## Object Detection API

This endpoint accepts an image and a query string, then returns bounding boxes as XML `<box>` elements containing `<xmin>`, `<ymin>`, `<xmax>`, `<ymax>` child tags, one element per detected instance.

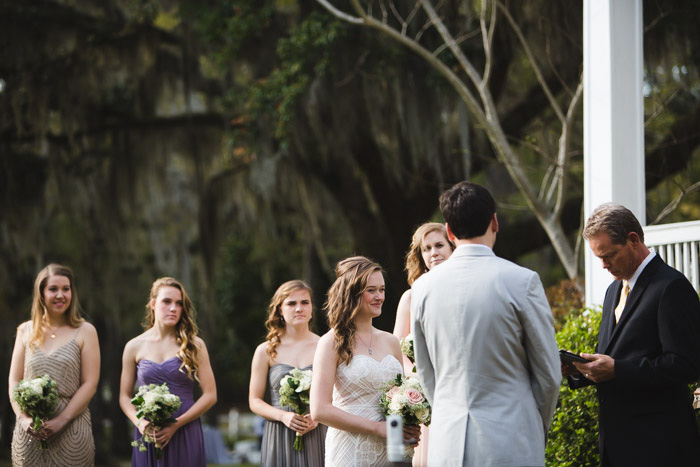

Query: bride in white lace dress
<box><xmin>311</xmin><ymin>256</ymin><xmax>420</xmax><ymax>467</ymax></box>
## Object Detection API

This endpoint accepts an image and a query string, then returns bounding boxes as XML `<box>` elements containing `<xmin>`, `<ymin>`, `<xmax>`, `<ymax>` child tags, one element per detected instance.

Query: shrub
<box><xmin>546</xmin><ymin>307</ymin><xmax>601</xmax><ymax>467</ymax></box>
<box><xmin>545</xmin><ymin>279</ymin><xmax>584</xmax><ymax>332</ymax></box>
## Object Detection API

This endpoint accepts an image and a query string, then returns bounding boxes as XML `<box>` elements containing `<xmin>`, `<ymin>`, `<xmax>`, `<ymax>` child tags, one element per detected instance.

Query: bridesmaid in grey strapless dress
<box><xmin>261</xmin><ymin>364</ymin><xmax>327</xmax><ymax>466</ymax></box>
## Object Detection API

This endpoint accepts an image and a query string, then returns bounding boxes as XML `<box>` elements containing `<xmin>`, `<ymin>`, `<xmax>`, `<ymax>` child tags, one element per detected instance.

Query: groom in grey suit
<box><xmin>411</xmin><ymin>181</ymin><xmax>560</xmax><ymax>466</ymax></box>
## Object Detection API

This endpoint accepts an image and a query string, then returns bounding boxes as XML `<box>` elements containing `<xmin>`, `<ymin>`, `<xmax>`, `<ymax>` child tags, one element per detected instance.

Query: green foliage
<box><xmin>245</xmin><ymin>12</ymin><xmax>343</xmax><ymax>140</ymax></box>
<box><xmin>545</xmin><ymin>279</ymin><xmax>584</xmax><ymax>332</ymax></box>
<box><xmin>182</xmin><ymin>0</ymin><xmax>276</xmax><ymax>69</ymax></box>
<box><xmin>546</xmin><ymin>307</ymin><xmax>601</xmax><ymax>467</ymax></box>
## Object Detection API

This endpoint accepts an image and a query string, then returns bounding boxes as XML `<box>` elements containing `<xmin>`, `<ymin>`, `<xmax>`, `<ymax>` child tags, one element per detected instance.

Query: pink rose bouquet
<box><xmin>380</xmin><ymin>373</ymin><xmax>431</xmax><ymax>427</ymax></box>
<box><xmin>379</xmin><ymin>374</ymin><xmax>431</xmax><ymax>458</ymax></box>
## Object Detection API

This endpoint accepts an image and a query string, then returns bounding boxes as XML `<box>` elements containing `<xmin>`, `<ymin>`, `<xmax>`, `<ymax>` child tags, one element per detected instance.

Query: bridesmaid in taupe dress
<box><xmin>8</xmin><ymin>264</ymin><xmax>100</xmax><ymax>466</ymax></box>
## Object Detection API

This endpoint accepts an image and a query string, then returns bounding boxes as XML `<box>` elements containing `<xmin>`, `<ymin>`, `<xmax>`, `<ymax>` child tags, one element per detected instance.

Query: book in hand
<box><xmin>559</xmin><ymin>349</ymin><xmax>591</xmax><ymax>364</ymax></box>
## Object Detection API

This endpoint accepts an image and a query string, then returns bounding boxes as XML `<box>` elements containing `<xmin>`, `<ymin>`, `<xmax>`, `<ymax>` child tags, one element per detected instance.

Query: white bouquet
<box><xmin>693</xmin><ymin>388</ymin><xmax>699</xmax><ymax>410</ymax></box>
<box><xmin>12</xmin><ymin>374</ymin><xmax>59</xmax><ymax>449</ymax></box>
<box><xmin>130</xmin><ymin>383</ymin><xmax>181</xmax><ymax>459</ymax></box>
<box><xmin>399</xmin><ymin>334</ymin><xmax>416</xmax><ymax>372</ymax></box>
<box><xmin>278</xmin><ymin>368</ymin><xmax>313</xmax><ymax>450</ymax></box>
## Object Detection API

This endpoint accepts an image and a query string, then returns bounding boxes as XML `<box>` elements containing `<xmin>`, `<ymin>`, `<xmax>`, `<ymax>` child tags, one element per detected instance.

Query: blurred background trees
<box><xmin>1</xmin><ymin>0</ymin><xmax>698</xmax><ymax>462</ymax></box>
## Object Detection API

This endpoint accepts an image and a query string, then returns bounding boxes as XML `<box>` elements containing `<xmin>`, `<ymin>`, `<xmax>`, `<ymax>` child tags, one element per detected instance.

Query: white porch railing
<box><xmin>644</xmin><ymin>220</ymin><xmax>700</xmax><ymax>292</ymax></box>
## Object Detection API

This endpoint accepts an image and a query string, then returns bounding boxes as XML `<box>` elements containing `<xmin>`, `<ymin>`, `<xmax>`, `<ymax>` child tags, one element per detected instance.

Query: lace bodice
<box><xmin>325</xmin><ymin>354</ymin><xmax>403</xmax><ymax>467</ymax></box>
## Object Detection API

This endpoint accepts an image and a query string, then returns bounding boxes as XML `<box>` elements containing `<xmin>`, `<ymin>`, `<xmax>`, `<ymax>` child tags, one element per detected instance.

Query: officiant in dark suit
<box><xmin>565</xmin><ymin>203</ymin><xmax>700</xmax><ymax>466</ymax></box>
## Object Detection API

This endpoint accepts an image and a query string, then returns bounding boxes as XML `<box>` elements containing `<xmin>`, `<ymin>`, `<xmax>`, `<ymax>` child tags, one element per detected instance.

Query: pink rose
<box><xmin>386</xmin><ymin>386</ymin><xmax>401</xmax><ymax>400</ymax></box>
<box><xmin>405</xmin><ymin>388</ymin><xmax>424</xmax><ymax>405</ymax></box>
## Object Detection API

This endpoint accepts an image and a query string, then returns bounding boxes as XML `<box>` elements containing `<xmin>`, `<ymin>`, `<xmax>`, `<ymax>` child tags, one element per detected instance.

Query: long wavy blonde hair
<box><xmin>405</xmin><ymin>222</ymin><xmax>454</xmax><ymax>286</ymax></box>
<box><xmin>27</xmin><ymin>264</ymin><xmax>85</xmax><ymax>351</ymax></box>
<box><xmin>324</xmin><ymin>256</ymin><xmax>382</xmax><ymax>366</ymax></box>
<box><xmin>264</xmin><ymin>280</ymin><xmax>314</xmax><ymax>360</ymax></box>
<box><xmin>144</xmin><ymin>277</ymin><xmax>200</xmax><ymax>381</ymax></box>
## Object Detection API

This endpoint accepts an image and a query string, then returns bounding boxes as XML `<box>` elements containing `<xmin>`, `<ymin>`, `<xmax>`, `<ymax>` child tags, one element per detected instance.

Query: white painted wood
<box><xmin>692</xmin><ymin>242</ymin><xmax>699</xmax><ymax>290</ymax></box>
<box><xmin>644</xmin><ymin>220</ymin><xmax>700</xmax><ymax>245</ymax></box>
<box><xmin>644</xmin><ymin>222</ymin><xmax>700</xmax><ymax>292</ymax></box>
<box><xmin>583</xmin><ymin>0</ymin><xmax>645</xmax><ymax>306</ymax></box>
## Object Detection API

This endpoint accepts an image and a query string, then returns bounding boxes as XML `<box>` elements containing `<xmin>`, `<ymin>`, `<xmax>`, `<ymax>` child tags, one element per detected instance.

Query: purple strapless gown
<box><xmin>131</xmin><ymin>357</ymin><xmax>205</xmax><ymax>467</ymax></box>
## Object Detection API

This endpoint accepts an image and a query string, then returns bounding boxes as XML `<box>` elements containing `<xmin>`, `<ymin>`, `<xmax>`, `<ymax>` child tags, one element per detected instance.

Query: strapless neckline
<box><xmin>349</xmin><ymin>353</ymin><xmax>400</xmax><ymax>366</ymax></box>
<box><xmin>138</xmin><ymin>356</ymin><xmax>180</xmax><ymax>365</ymax></box>
<box><xmin>270</xmin><ymin>363</ymin><xmax>312</xmax><ymax>370</ymax></box>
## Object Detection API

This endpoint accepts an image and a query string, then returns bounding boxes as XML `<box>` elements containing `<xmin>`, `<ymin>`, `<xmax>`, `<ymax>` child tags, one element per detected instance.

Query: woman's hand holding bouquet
<box><xmin>279</xmin><ymin>367</ymin><xmax>315</xmax><ymax>450</ymax></box>
<box><xmin>130</xmin><ymin>383</ymin><xmax>181</xmax><ymax>460</ymax></box>
<box><xmin>12</xmin><ymin>375</ymin><xmax>59</xmax><ymax>449</ymax></box>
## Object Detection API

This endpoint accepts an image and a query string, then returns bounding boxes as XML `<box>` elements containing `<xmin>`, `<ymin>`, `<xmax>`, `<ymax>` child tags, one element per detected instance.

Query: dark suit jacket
<box><xmin>571</xmin><ymin>255</ymin><xmax>700</xmax><ymax>466</ymax></box>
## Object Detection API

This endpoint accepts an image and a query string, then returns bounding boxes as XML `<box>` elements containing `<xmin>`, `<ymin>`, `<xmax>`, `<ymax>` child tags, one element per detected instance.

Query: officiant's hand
<box><xmin>573</xmin><ymin>353</ymin><xmax>615</xmax><ymax>383</ymax></box>
<box><xmin>403</xmin><ymin>424</ymin><xmax>421</xmax><ymax>447</ymax></box>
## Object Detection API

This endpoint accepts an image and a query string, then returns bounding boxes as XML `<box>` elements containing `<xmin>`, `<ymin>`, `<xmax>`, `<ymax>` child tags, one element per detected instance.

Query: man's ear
<box><xmin>627</xmin><ymin>231</ymin><xmax>641</xmax><ymax>245</ymax></box>
<box><xmin>445</xmin><ymin>223</ymin><xmax>457</xmax><ymax>242</ymax></box>
<box><xmin>491</xmin><ymin>213</ymin><xmax>499</xmax><ymax>233</ymax></box>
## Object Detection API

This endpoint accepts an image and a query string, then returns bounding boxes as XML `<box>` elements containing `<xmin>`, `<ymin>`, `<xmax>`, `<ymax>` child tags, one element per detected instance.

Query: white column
<box><xmin>583</xmin><ymin>0</ymin><xmax>645</xmax><ymax>306</ymax></box>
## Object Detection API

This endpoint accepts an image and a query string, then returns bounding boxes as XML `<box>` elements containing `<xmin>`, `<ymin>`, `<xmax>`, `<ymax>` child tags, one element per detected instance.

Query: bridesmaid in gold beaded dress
<box><xmin>9</xmin><ymin>263</ymin><xmax>100</xmax><ymax>466</ymax></box>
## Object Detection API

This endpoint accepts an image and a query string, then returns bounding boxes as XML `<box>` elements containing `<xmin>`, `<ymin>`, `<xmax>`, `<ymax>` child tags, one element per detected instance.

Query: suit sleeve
<box><xmin>518</xmin><ymin>272</ymin><xmax>562</xmax><ymax>433</ymax></box>
<box><xmin>411</xmin><ymin>279</ymin><xmax>436</xmax><ymax>405</ymax></box>
<box><xmin>615</xmin><ymin>276</ymin><xmax>700</xmax><ymax>388</ymax></box>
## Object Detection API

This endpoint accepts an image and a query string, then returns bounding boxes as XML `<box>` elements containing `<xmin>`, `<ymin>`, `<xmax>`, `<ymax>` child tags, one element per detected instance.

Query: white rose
<box><xmin>414</xmin><ymin>407</ymin><xmax>429</xmax><ymax>423</ymax></box>
<box><xmin>406</xmin><ymin>376</ymin><xmax>423</xmax><ymax>388</ymax></box>
<box><xmin>389</xmin><ymin>399</ymin><xmax>403</xmax><ymax>413</ymax></box>
<box><xmin>393</xmin><ymin>393</ymin><xmax>409</xmax><ymax>406</ymax></box>
<box><xmin>30</xmin><ymin>381</ymin><xmax>44</xmax><ymax>396</ymax></box>
<box><xmin>143</xmin><ymin>391</ymin><xmax>158</xmax><ymax>407</ymax></box>
<box><xmin>297</xmin><ymin>375</ymin><xmax>312</xmax><ymax>392</ymax></box>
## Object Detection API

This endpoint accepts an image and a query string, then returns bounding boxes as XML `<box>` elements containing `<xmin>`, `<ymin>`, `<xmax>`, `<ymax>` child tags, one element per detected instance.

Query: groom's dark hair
<box><xmin>439</xmin><ymin>181</ymin><xmax>495</xmax><ymax>239</ymax></box>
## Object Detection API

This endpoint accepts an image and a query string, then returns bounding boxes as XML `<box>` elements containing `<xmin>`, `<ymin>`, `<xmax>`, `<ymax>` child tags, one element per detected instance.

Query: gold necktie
<box><xmin>614</xmin><ymin>281</ymin><xmax>630</xmax><ymax>323</ymax></box>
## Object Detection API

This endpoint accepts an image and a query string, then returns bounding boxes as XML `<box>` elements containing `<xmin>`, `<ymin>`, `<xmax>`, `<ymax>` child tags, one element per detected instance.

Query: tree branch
<box><xmin>496</xmin><ymin>0</ymin><xmax>565</xmax><ymax>123</ymax></box>
<box><xmin>649</xmin><ymin>181</ymin><xmax>700</xmax><ymax>225</ymax></box>
<box><xmin>480</xmin><ymin>0</ymin><xmax>497</xmax><ymax>88</ymax></box>
<box><xmin>552</xmin><ymin>75</ymin><xmax>584</xmax><ymax>216</ymax></box>
<box><xmin>316</xmin><ymin>0</ymin><xmax>364</xmax><ymax>24</ymax></box>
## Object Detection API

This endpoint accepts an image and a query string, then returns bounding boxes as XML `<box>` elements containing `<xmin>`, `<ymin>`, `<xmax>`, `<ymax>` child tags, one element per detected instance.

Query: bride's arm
<box><xmin>310</xmin><ymin>332</ymin><xmax>386</xmax><ymax>438</ymax></box>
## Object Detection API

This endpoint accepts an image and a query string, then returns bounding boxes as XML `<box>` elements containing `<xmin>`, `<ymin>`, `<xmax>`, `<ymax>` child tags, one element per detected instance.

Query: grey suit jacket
<box><xmin>411</xmin><ymin>244</ymin><xmax>560</xmax><ymax>466</ymax></box>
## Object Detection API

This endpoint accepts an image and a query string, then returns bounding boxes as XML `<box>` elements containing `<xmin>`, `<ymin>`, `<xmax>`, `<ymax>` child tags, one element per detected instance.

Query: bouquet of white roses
<box><xmin>694</xmin><ymin>388</ymin><xmax>699</xmax><ymax>410</ymax></box>
<box><xmin>12</xmin><ymin>374</ymin><xmax>59</xmax><ymax>449</ymax></box>
<box><xmin>400</xmin><ymin>334</ymin><xmax>416</xmax><ymax>372</ymax></box>
<box><xmin>379</xmin><ymin>373</ymin><xmax>431</xmax><ymax>458</ymax></box>
<box><xmin>278</xmin><ymin>367</ymin><xmax>313</xmax><ymax>450</ymax></box>
<box><xmin>130</xmin><ymin>383</ymin><xmax>181</xmax><ymax>459</ymax></box>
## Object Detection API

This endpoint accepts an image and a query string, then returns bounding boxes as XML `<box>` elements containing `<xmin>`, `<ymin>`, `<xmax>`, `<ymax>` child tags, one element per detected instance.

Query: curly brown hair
<box><xmin>264</xmin><ymin>280</ymin><xmax>313</xmax><ymax>360</ymax></box>
<box><xmin>405</xmin><ymin>222</ymin><xmax>454</xmax><ymax>286</ymax></box>
<box><xmin>324</xmin><ymin>256</ymin><xmax>382</xmax><ymax>366</ymax></box>
<box><xmin>144</xmin><ymin>277</ymin><xmax>200</xmax><ymax>381</ymax></box>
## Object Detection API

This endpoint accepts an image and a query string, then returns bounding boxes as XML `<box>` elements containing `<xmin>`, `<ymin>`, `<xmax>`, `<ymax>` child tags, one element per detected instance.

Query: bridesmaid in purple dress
<box><xmin>119</xmin><ymin>277</ymin><xmax>217</xmax><ymax>466</ymax></box>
